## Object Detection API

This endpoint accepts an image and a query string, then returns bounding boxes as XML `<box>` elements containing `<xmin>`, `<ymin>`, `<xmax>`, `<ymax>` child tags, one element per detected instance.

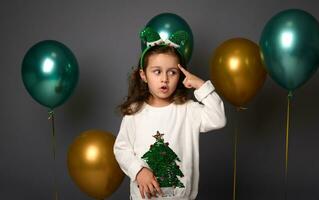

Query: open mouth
<box><xmin>160</xmin><ymin>86</ymin><xmax>169</xmax><ymax>93</ymax></box>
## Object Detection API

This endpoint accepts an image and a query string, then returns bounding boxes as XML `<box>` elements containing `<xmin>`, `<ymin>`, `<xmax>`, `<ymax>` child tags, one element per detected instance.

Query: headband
<box><xmin>139</xmin><ymin>27</ymin><xmax>190</xmax><ymax>68</ymax></box>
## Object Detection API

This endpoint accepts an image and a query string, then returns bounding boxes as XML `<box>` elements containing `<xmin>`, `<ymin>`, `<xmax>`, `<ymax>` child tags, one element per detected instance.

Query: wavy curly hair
<box><xmin>118</xmin><ymin>45</ymin><xmax>190</xmax><ymax>115</ymax></box>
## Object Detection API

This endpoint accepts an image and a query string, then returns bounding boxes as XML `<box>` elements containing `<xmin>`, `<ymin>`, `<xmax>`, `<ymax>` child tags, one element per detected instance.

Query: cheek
<box><xmin>175</xmin><ymin>73</ymin><xmax>181</xmax><ymax>81</ymax></box>
<box><xmin>171</xmin><ymin>75</ymin><xmax>180</xmax><ymax>85</ymax></box>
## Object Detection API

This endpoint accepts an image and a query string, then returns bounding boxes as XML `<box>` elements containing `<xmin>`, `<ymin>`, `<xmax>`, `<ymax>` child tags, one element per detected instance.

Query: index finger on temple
<box><xmin>178</xmin><ymin>64</ymin><xmax>189</xmax><ymax>75</ymax></box>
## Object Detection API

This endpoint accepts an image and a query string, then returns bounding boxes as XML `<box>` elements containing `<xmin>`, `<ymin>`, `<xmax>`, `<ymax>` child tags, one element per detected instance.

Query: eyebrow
<box><xmin>149</xmin><ymin>66</ymin><xmax>179</xmax><ymax>70</ymax></box>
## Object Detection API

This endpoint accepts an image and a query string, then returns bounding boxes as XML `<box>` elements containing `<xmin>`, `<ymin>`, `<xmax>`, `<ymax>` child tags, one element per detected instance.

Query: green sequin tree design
<box><xmin>141</xmin><ymin>131</ymin><xmax>184</xmax><ymax>188</ymax></box>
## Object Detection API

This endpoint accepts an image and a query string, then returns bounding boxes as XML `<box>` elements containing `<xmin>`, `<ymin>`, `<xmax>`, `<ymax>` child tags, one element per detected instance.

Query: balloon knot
<box><xmin>288</xmin><ymin>91</ymin><xmax>293</xmax><ymax>99</ymax></box>
<box><xmin>48</xmin><ymin>110</ymin><xmax>55</xmax><ymax>120</ymax></box>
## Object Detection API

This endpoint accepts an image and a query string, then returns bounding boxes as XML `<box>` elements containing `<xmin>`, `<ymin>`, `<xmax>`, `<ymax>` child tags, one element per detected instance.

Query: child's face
<box><xmin>140</xmin><ymin>53</ymin><xmax>180</xmax><ymax>105</ymax></box>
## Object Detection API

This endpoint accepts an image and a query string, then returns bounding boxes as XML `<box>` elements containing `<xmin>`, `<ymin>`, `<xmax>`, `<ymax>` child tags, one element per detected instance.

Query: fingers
<box><xmin>140</xmin><ymin>185</ymin><xmax>151</xmax><ymax>199</ymax></box>
<box><xmin>139</xmin><ymin>185</ymin><xmax>145</xmax><ymax>199</ymax></box>
<box><xmin>147</xmin><ymin>184</ymin><xmax>157</xmax><ymax>198</ymax></box>
<box><xmin>183</xmin><ymin>78</ymin><xmax>192</xmax><ymax>88</ymax></box>
<box><xmin>178</xmin><ymin>64</ymin><xmax>193</xmax><ymax>88</ymax></box>
<box><xmin>146</xmin><ymin>189</ymin><xmax>152</xmax><ymax>199</ymax></box>
<box><xmin>139</xmin><ymin>183</ymin><xmax>161</xmax><ymax>199</ymax></box>
<box><xmin>178</xmin><ymin>64</ymin><xmax>189</xmax><ymax>76</ymax></box>
<box><xmin>152</xmin><ymin>179</ymin><xmax>163</xmax><ymax>196</ymax></box>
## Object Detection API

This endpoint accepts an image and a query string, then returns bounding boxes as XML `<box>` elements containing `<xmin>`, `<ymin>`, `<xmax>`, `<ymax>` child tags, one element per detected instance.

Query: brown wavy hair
<box><xmin>118</xmin><ymin>45</ymin><xmax>190</xmax><ymax>115</ymax></box>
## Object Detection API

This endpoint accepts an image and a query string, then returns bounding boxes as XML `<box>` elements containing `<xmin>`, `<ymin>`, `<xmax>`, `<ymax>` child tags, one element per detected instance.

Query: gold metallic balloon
<box><xmin>67</xmin><ymin>130</ymin><xmax>124</xmax><ymax>199</ymax></box>
<box><xmin>210</xmin><ymin>38</ymin><xmax>267</xmax><ymax>107</ymax></box>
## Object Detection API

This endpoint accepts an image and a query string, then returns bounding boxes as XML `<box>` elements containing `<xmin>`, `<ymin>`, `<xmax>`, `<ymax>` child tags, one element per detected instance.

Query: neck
<box><xmin>147</xmin><ymin>96</ymin><xmax>172</xmax><ymax>107</ymax></box>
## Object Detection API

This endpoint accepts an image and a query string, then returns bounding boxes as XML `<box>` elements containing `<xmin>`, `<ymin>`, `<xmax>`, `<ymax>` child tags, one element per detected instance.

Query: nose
<box><xmin>161</xmin><ymin>73</ymin><xmax>168</xmax><ymax>83</ymax></box>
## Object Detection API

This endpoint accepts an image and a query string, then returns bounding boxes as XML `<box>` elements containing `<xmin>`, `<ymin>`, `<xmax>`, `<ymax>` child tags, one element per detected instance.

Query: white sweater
<box><xmin>114</xmin><ymin>81</ymin><xmax>226</xmax><ymax>200</ymax></box>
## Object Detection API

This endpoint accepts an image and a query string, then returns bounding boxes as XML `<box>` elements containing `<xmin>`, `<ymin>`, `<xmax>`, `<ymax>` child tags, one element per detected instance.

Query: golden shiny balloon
<box><xmin>67</xmin><ymin>130</ymin><xmax>124</xmax><ymax>199</ymax></box>
<box><xmin>210</xmin><ymin>38</ymin><xmax>267</xmax><ymax>107</ymax></box>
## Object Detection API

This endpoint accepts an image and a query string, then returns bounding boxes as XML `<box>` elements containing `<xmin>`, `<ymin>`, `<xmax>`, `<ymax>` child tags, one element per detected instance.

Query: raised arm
<box><xmin>178</xmin><ymin>64</ymin><xmax>226</xmax><ymax>132</ymax></box>
<box><xmin>194</xmin><ymin>80</ymin><xmax>226</xmax><ymax>132</ymax></box>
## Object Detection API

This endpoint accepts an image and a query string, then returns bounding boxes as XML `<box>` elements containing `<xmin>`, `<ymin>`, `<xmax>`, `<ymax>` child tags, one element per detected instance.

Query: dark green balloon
<box><xmin>142</xmin><ymin>13</ymin><xmax>194</xmax><ymax>64</ymax></box>
<box><xmin>260</xmin><ymin>9</ymin><xmax>319</xmax><ymax>91</ymax></box>
<box><xmin>22</xmin><ymin>40</ymin><xmax>79</xmax><ymax>109</ymax></box>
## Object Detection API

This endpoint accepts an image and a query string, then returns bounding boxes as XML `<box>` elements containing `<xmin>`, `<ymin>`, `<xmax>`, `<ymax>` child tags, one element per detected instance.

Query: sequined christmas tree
<box><xmin>141</xmin><ymin>131</ymin><xmax>184</xmax><ymax>188</ymax></box>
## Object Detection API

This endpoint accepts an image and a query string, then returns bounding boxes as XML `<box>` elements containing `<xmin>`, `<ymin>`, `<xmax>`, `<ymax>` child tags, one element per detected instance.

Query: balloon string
<box><xmin>284</xmin><ymin>92</ymin><xmax>292</xmax><ymax>200</ymax></box>
<box><xmin>232</xmin><ymin>108</ymin><xmax>240</xmax><ymax>200</ymax></box>
<box><xmin>48</xmin><ymin>110</ymin><xmax>59</xmax><ymax>200</ymax></box>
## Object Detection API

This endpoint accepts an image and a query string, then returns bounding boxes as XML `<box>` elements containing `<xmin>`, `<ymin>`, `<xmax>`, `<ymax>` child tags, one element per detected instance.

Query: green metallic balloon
<box><xmin>260</xmin><ymin>9</ymin><xmax>319</xmax><ymax>92</ymax></box>
<box><xmin>141</xmin><ymin>13</ymin><xmax>194</xmax><ymax>64</ymax></box>
<box><xmin>22</xmin><ymin>40</ymin><xmax>79</xmax><ymax>109</ymax></box>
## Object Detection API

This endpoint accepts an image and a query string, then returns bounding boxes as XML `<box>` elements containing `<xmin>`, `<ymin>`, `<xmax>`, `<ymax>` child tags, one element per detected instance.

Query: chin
<box><xmin>158</xmin><ymin>95</ymin><xmax>171</xmax><ymax>100</ymax></box>
<box><xmin>155</xmin><ymin>93</ymin><xmax>172</xmax><ymax>100</ymax></box>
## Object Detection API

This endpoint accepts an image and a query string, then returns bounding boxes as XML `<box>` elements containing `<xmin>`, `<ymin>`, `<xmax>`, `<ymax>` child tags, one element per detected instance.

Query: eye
<box><xmin>153</xmin><ymin>69</ymin><xmax>160</xmax><ymax>75</ymax></box>
<box><xmin>168</xmin><ymin>70</ymin><xmax>178</xmax><ymax>76</ymax></box>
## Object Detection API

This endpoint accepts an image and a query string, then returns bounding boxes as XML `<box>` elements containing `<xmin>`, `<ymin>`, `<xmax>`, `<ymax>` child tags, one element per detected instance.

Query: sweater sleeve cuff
<box><xmin>128</xmin><ymin>160</ymin><xmax>145</xmax><ymax>181</ymax></box>
<box><xmin>194</xmin><ymin>80</ymin><xmax>215</xmax><ymax>102</ymax></box>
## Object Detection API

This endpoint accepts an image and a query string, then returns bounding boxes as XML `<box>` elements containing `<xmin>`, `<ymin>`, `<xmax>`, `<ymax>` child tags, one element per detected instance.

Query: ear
<box><xmin>139</xmin><ymin>69</ymin><xmax>147</xmax><ymax>83</ymax></box>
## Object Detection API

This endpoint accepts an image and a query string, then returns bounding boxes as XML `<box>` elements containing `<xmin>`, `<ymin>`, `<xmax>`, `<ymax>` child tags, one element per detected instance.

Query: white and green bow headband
<box><xmin>139</xmin><ymin>27</ymin><xmax>190</xmax><ymax>68</ymax></box>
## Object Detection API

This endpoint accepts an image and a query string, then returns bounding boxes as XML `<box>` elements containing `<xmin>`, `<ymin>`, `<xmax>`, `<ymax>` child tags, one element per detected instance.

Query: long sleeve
<box><xmin>193</xmin><ymin>80</ymin><xmax>227</xmax><ymax>132</ymax></box>
<box><xmin>113</xmin><ymin>116</ymin><xmax>146</xmax><ymax>181</ymax></box>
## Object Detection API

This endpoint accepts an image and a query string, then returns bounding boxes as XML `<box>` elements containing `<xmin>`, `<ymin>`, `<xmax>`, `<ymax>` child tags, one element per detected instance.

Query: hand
<box><xmin>178</xmin><ymin>64</ymin><xmax>205</xmax><ymax>89</ymax></box>
<box><xmin>136</xmin><ymin>167</ymin><xmax>163</xmax><ymax>199</ymax></box>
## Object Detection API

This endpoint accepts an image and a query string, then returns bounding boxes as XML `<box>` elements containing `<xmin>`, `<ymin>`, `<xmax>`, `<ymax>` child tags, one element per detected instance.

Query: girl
<box><xmin>114</xmin><ymin>44</ymin><xmax>226</xmax><ymax>200</ymax></box>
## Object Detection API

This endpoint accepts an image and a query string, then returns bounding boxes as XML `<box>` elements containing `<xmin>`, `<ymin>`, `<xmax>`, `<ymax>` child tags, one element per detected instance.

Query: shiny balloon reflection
<box><xmin>42</xmin><ymin>58</ymin><xmax>55</xmax><ymax>73</ymax></box>
<box><xmin>159</xmin><ymin>31</ymin><xmax>169</xmax><ymax>40</ymax></box>
<box><xmin>86</xmin><ymin>145</ymin><xmax>99</xmax><ymax>162</ymax></box>
<box><xmin>281</xmin><ymin>31</ymin><xmax>294</xmax><ymax>48</ymax></box>
<box><xmin>229</xmin><ymin>57</ymin><xmax>239</xmax><ymax>71</ymax></box>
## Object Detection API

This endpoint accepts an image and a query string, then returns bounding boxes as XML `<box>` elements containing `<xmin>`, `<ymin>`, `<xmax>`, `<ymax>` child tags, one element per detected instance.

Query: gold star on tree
<box><xmin>153</xmin><ymin>131</ymin><xmax>164</xmax><ymax>141</ymax></box>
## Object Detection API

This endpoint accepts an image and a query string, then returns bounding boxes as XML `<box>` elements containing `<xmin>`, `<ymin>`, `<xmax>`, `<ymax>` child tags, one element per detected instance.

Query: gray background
<box><xmin>1</xmin><ymin>0</ymin><xmax>319</xmax><ymax>199</ymax></box>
